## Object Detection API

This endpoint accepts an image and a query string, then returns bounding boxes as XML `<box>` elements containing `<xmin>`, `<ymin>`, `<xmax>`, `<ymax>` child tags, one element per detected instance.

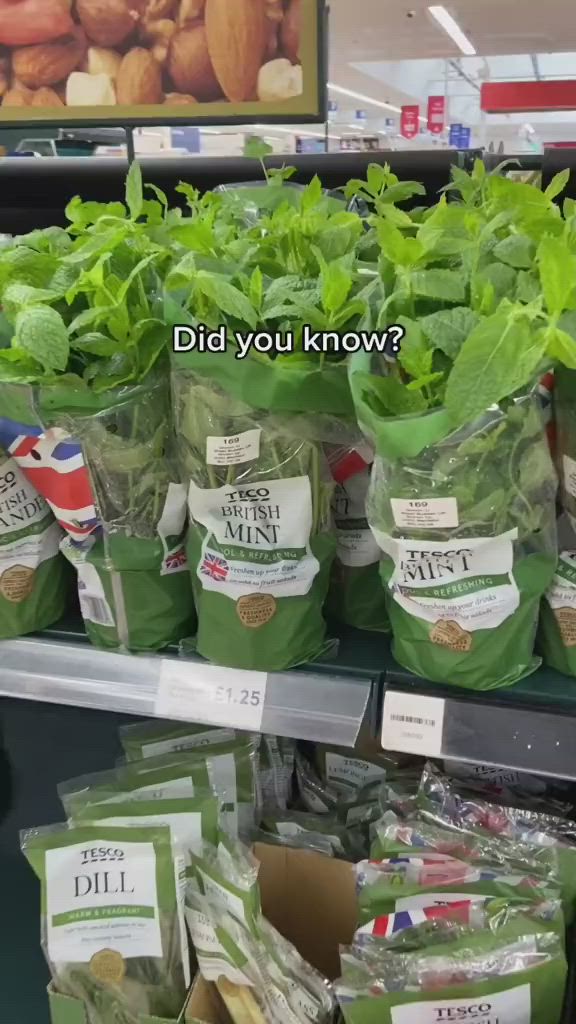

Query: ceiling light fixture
<box><xmin>328</xmin><ymin>82</ymin><xmax>427</xmax><ymax>123</ymax></box>
<box><xmin>428</xmin><ymin>6</ymin><xmax>476</xmax><ymax>56</ymax></box>
<box><xmin>253</xmin><ymin>123</ymin><xmax>340</xmax><ymax>140</ymax></box>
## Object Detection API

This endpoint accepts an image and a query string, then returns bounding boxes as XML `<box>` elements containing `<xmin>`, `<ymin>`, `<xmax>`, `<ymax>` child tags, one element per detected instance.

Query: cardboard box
<box><xmin>49</xmin><ymin>844</ymin><xmax>357</xmax><ymax>1024</ymax></box>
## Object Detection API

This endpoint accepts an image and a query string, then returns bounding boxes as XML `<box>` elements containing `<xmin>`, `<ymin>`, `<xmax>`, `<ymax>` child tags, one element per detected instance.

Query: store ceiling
<box><xmin>329</xmin><ymin>0</ymin><xmax>576</xmax><ymax>64</ymax></box>
<box><xmin>324</xmin><ymin>0</ymin><xmax>576</xmax><ymax>148</ymax></box>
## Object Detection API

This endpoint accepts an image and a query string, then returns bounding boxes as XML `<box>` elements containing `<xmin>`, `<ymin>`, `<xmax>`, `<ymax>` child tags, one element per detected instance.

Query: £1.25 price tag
<box><xmin>381</xmin><ymin>691</ymin><xmax>445</xmax><ymax>757</ymax></box>
<box><xmin>156</xmin><ymin>661</ymin><xmax>267</xmax><ymax>731</ymax></box>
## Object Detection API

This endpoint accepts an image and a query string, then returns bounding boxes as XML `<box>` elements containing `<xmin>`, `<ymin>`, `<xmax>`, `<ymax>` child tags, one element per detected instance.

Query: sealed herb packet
<box><xmin>21</xmin><ymin>823</ymin><xmax>189</xmax><ymax>1024</ymax></box>
<box><xmin>0</xmin><ymin>442</ymin><xmax>69</xmax><ymax>637</ymax></box>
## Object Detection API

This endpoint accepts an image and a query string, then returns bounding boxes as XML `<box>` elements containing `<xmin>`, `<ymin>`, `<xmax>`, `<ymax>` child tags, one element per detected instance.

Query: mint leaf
<box><xmin>71</xmin><ymin>333</ymin><xmax>118</xmax><ymax>357</ymax></box>
<box><xmin>302</xmin><ymin>175</ymin><xmax>323</xmax><ymax>212</ymax></box>
<box><xmin>421</xmin><ymin>307</ymin><xmax>479</xmax><ymax>360</ymax></box>
<box><xmin>538</xmin><ymin>235</ymin><xmax>576</xmax><ymax>318</ymax></box>
<box><xmin>547</xmin><ymin>326</ymin><xmax>576</xmax><ymax>369</ymax></box>
<box><xmin>126</xmin><ymin>161</ymin><xmax>144</xmax><ymax>221</ymax></box>
<box><xmin>411</xmin><ymin>269</ymin><xmax>466</xmax><ymax>303</ymax></box>
<box><xmin>244</xmin><ymin>138</ymin><xmax>274</xmax><ymax>160</ymax></box>
<box><xmin>516</xmin><ymin>271</ymin><xmax>540</xmax><ymax>304</ymax></box>
<box><xmin>493</xmin><ymin>234</ymin><xmax>535</xmax><ymax>269</ymax></box>
<box><xmin>321</xmin><ymin>261</ymin><xmax>353</xmax><ymax>316</ymax></box>
<box><xmin>15</xmin><ymin>306</ymin><xmax>69</xmax><ymax>372</ymax></box>
<box><xmin>445</xmin><ymin>311</ymin><xmax>548</xmax><ymax>428</ymax></box>
<box><xmin>249</xmin><ymin>266</ymin><xmax>263</xmax><ymax>311</ymax></box>
<box><xmin>545</xmin><ymin>169</ymin><xmax>570</xmax><ymax>201</ymax></box>
<box><xmin>397</xmin><ymin>317</ymin><xmax>433</xmax><ymax>379</ymax></box>
<box><xmin>357</xmin><ymin>371</ymin><xmax>427</xmax><ymax>416</ymax></box>
<box><xmin>196</xmin><ymin>272</ymin><xmax>258</xmax><ymax>329</ymax></box>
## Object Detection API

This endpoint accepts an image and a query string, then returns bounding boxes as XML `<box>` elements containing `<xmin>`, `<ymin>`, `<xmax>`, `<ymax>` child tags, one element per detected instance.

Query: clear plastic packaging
<box><xmin>364</xmin><ymin>393</ymin><xmax>558</xmax><ymax>689</ymax></box>
<box><xmin>21</xmin><ymin>822</ymin><xmax>189</xmax><ymax>1024</ymax></box>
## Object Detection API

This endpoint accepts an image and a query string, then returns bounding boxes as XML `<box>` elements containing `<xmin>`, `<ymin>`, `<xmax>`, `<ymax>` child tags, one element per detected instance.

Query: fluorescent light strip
<box><xmin>428</xmin><ymin>6</ymin><xmax>476</xmax><ymax>56</ymax></box>
<box><xmin>253</xmin><ymin>123</ymin><xmax>340</xmax><ymax>140</ymax></box>
<box><xmin>328</xmin><ymin>82</ymin><xmax>427</xmax><ymax>124</ymax></box>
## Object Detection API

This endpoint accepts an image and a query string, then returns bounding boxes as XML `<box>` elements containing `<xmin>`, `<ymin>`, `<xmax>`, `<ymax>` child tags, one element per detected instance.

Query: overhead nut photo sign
<box><xmin>0</xmin><ymin>0</ymin><xmax>324</xmax><ymax>125</ymax></box>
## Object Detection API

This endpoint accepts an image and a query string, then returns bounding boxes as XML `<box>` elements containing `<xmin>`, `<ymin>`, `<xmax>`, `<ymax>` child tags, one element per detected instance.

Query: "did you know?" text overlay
<box><xmin>173</xmin><ymin>324</ymin><xmax>405</xmax><ymax>360</ymax></box>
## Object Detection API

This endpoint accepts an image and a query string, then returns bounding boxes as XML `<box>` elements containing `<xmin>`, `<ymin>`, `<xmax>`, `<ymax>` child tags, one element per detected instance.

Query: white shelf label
<box><xmin>206</xmin><ymin>429</ymin><xmax>261</xmax><ymax>466</ymax></box>
<box><xmin>156</xmin><ymin>661</ymin><xmax>267</xmax><ymax>732</ymax></box>
<box><xmin>391</xmin><ymin>497</ymin><xmax>459</xmax><ymax>529</ymax></box>
<box><xmin>381</xmin><ymin>691</ymin><xmax>445</xmax><ymax>756</ymax></box>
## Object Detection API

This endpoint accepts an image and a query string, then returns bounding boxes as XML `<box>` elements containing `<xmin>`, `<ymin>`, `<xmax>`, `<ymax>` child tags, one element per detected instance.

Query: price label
<box><xmin>206</xmin><ymin>429</ymin><xmax>261</xmax><ymax>467</ymax></box>
<box><xmin>382</xmin><ymin>691</ymin><xmax>445</xmax><ymax>757</ymax></box>
<box><xmin>391</xmin><ymin>497</ymin><xmax>458</xmax><ymax>529</ymax></box>
<box><xmin>156</xmin><ymin>660</ymin><xmax>267</xmax><ymax>731</ymax></box>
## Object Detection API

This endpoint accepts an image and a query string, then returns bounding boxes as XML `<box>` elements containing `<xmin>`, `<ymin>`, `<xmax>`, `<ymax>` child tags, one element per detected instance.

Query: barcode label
<box><xmin>80</xmin><ymin>595</ymin><xmax>115</xmax><ymax>627</ymax></box>
<box><xmin>382</xmin><ymin>692</ymin><xmax>445</xmax><ymax>756</ymax></box>
<box><xmin>389</xmin><ymin>714</ymin><xmax>436</xmax><ymax>726</ymax></box>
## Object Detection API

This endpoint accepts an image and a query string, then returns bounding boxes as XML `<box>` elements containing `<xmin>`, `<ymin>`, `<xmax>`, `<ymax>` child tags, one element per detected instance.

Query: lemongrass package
<box><xmin>21</xmin><ymin>823</ymin><xmax>189</xmax><ymax>1024</ymax></box>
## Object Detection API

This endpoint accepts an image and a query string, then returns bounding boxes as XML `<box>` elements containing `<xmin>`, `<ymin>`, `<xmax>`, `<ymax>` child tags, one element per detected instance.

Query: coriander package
<box><xmin>21</xmin><ymin>823</ymin><xmax>190</xmax><ymax>1024</ymax></box>
<box><xmin>0</xmin><ymin>443</ymin><xmax>69</xmax><ymax>637</ymax></box>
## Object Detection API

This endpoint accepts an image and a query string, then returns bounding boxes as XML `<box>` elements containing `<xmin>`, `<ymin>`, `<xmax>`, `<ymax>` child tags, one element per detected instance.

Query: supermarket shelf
<box><xmin>0</xmin><ymin>623</ymin><xmax>384</xmax><ymax>747</ymax></box>
<box><xmin>383</xmin><ymin>657</ymin><xmax>576</xmax><ymax>780</ymax></box>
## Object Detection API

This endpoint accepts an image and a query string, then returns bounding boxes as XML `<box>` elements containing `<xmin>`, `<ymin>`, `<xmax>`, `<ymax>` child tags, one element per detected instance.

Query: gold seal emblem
<box><xmin>90</xmin><ymin>949</ymin><xmax>126</xmax><ymax>985</ymax></box>
<box><xmin>555</xmin><ymin>607</ymin><xmax>576</xmax><ymax>647</ymax></box>
<box><xmin>0</xmin><ymin>565</ymin><xmax>34</xmax><ymax>603</ymax></box>
<box><xmin>236</xmin><ymin>594</ymin><xmax>277</xmax><ymax>628</ymax></box>
<box><xmin>430</xmin><ymin>619</ymin><xmax>472</xmax><ymax>653</ymax></box>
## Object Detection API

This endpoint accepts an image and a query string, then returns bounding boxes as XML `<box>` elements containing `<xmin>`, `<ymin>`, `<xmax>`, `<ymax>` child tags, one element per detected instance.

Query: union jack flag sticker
<box><xmin>201</xmin><ymin>552</ymin><xmax>229</xmax><ymax>582</ymax></box>
<box><xmin>164</xmin><ymin>547</ymin><xmax>187</xmax><ymax>572</ymax></box>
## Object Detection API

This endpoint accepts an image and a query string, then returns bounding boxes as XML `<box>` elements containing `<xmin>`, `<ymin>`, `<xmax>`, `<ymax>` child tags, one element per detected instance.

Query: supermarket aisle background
<box><xmin>0</xmin><ymin>700</ymin><xmax>133</xmax><ymax>1022</ymax></box>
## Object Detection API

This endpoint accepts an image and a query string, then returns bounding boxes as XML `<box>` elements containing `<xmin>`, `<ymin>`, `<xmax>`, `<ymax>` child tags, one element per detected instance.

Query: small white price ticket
<box><xmin>391</xmin><ymin>498</ymin><xmax>459</xmax><ymax>530</ymax></box>
<box><xmin>156</xmin><ymin>661</ymin><xmax>267</xmax><ymax>731</ymax></box>
<box><xmin>206</xmin><ymin>429</ymin><xmax>261</xmax><ymax>467</ymax></box>
<box><xmin>381</xmin><ymin>691</ymin><xmax>445</xmax><ymax>756</ymax></box>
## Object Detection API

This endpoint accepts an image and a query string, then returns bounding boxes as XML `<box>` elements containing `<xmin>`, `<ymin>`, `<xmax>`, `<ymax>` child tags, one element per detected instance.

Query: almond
<box><xmin>168</xmin><ymin>26</ymin><xmax>220</xmax><ymax>101</ymax></box>
<box><xmin>164</xmin><ymin>91</ymin><xmax>197</xmax><ymax>104</ymax></box>
<box><xmin>31</xmin><ymin>86</ymin><xmax>64</xmax><ymax>106</ymax></box>
<box><xmin>76</xmin><ymin>0</ymin><xmax>140</xmax><ymax>47</ymax></box>
<box><xmin>0</xmin><ymin>57</ymin><xmax>9</xmax><ymax>98</ymax></box>
<box><xmin>205</xmin><ymin>0</ymin><xmax>267</xmax><ymax>102</ymax></box>
<box><xmin>84</xmin><ymin>46</ymin><xmax>123</xmax><ymax>78</ymax></box>
<box><xmin>281</xmin><ymin>0</ymin><xmax>300</xmax><ymax>63</ymax></box>
<box><xmin>178</xmin><ymin>0</ymin><xmax>205</xmax><ymax>23</ymax></box>
<box><xmin>143</xmin><ymin>0</ymin><xmax>177</xmax><ymax>16</ymax></box>
<box><xmin>2</xmin><ymin>86</ymin><xmax>32</xmax><ymax>107</ymax></box>
<box><xmin>12</xmin><ymin>33</ymin><xmax>86</xmax><ymax>88</ymax></box>
<box><xmin>116</xmin><ymin>46</ymin><xmax>163</xmax><ymax>103</ymax></box>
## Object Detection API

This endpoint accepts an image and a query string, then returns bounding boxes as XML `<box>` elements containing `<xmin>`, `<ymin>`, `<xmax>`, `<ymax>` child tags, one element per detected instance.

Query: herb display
<box><xmin>0</xmin><ymin>163</ymin><xmax>194</xmax><ymax>651</ymax></box>
<box><xmin>166</xmin><ymin>174</ymin><xmax>372</xmax><ymax>670</ymax></box>
<box><xmin>347</xmin><ymin>161</ymin><xmax>576</xmax><ymax>689</ymax></box>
